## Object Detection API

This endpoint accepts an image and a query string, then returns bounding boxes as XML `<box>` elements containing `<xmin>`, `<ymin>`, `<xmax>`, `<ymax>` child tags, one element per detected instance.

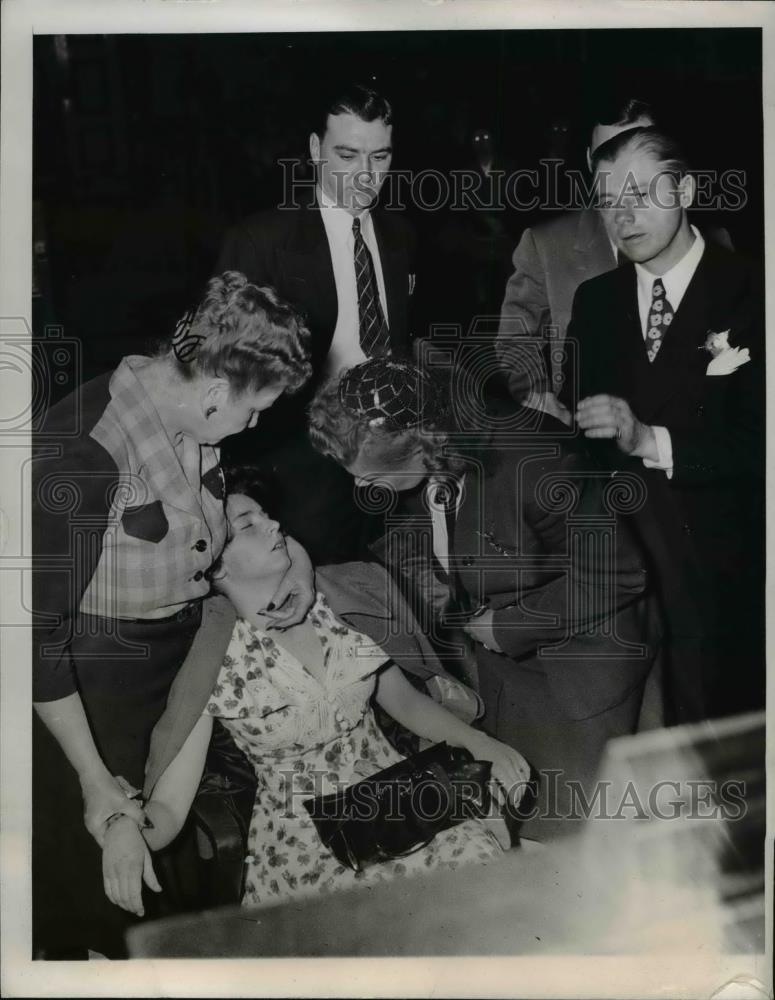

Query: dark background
<box><xmin>32</xmin><ymin>28</ymin><xmax>763</xmax><ymax>388</ymax></box>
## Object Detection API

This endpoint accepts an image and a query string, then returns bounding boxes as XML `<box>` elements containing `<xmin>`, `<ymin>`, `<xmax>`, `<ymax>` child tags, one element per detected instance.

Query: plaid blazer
<box><xmin>32</xmin><ymin>356</ymin><xmax>228</xmax><ymax>701</ymax></box>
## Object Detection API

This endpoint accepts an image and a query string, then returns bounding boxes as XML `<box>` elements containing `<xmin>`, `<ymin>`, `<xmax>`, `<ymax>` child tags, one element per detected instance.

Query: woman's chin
<box><xmin>275</xmin><ymin>550</ymin><xmax>292</xmax><ymax>574</ymax></box>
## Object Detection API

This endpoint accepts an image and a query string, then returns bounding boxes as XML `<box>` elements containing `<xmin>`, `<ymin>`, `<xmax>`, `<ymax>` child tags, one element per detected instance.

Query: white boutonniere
<box><xmin>408</xmin><ymin>273</ymin><xmax>416</xmax><ymax>296</ymax></box>
<box><xmin>701</xmin><ymin>329</ymin><xmax>751</xmax><ymax>376</ymax></box>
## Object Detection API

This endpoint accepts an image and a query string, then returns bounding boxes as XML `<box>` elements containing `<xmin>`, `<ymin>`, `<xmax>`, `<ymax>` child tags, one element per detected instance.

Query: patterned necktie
<box><xmin>353</xmin><ymin>216</ymin><xmax>390</xmax><ymax>357</ymax></box>
<box><xmin>646</xmin><ymin>277</ymin><xmax>675</xmax><ymax>363</ymax></box>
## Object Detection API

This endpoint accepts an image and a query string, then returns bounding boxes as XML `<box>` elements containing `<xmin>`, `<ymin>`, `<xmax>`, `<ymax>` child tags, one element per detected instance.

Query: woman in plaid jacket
<box><xmin>32</xmin><ymin>273</ymin><xmax>314</xmax><ymax>958</ymax></box>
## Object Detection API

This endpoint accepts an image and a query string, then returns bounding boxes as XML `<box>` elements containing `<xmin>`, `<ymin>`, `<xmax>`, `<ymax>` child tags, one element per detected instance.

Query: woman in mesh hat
<box><xmin>309</xmin><ymin>358</ymin><xmax>660</xmax><ymax>841</ymax></box>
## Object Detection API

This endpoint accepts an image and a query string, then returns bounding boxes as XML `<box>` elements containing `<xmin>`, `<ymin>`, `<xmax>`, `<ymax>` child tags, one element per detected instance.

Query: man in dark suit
<box><xmin>496</xmin><ymin>98</ymin><xmax>734</xmax><ymax>425</ymax></box>
<box><xmin>216</xmin><ymin>82</ymin><xmax>416</xmax><ymax>563</ymax></box>
<box><xmin>568</xmin><ymin>125</ymin><xmax>764</xmax><ymax>723</ymax></box>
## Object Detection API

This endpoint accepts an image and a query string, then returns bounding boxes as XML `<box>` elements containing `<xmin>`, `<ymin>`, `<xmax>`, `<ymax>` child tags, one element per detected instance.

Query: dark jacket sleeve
<box><xmin>32</xmin><ymin>434</ymin><xmax>118</xmax><ymax>701</ymax></box>
<box><xmin>490</xmin><ymin>449</ymin><xmax>648</xmax><ymax>659</ymax></box>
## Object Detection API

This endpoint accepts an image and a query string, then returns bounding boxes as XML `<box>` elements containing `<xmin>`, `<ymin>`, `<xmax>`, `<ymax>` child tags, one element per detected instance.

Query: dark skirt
<box><xmin>33</xmin><ymin>606</ymin><xmax>201</xmax><ymax>958</ymax></box>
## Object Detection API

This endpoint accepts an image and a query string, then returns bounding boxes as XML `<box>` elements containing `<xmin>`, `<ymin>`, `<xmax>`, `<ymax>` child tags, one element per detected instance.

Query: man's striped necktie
<box><xmin>353</xmin><ymin>216</ymin><xmax>390</xmax><ymax>357</ymax></box>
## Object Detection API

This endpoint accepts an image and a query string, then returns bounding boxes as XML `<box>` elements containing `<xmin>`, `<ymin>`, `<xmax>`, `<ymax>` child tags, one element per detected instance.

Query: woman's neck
<box><xmin>137</xmin><ymin>356</ymin><xmax>197</xmax><ymax>440</ymax></box>
<box><xmin>223</xmin><ymin>573</ymin><xmax>292</xmax><ymax>628</ymax></box>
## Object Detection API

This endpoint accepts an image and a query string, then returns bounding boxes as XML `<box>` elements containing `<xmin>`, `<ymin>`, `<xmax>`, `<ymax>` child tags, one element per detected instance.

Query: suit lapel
<box><xmin>602</xmin><ymin>249</ymin><xmax>718</xmax><ymax>422</ymax></box>
<box><xmin>607</xmin><ymin>266</ymin><xmax>652</xmax><ymax>408</ymax></box>
<box><xmin>372</xmin><ymin>211</ymin><xmax>406</xmax><ymax>351</ymax></box>
<box><xmin>635</xmin><ymin>252</ymin><xmax>713</xmax><ymax>421</ymax></box>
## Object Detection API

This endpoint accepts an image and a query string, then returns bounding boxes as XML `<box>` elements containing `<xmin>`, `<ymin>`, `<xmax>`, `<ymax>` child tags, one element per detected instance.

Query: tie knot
<box><xmin>352</xmin><ymin>217</ymin><xmax>361</xmax><ymax>237</ymax></box>
<box><xmin>652</xmin><ymin>278</ymin><xmax>666</xmax><ymax>299</ymax></box>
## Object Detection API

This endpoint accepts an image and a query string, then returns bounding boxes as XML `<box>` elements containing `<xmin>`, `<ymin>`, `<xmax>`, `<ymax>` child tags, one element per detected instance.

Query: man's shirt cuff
<box><xmin>642</xmin><ymin>425</ymin><xmax>674</xmax><ymax>479</ymax></box>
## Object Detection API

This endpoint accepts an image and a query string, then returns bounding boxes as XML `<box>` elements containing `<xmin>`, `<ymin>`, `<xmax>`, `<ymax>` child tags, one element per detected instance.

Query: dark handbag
<box><xmin>303</xmin><ymin>742</ymin><xmax>493</xmax><ymax>873</ymax></box>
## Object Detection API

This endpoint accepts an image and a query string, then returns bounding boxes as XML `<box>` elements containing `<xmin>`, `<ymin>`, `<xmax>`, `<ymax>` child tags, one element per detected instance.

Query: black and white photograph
<box><xmin>0</xmin><ymin>1</ymin><xmax>771</xmax><ymax>997</ymax></box>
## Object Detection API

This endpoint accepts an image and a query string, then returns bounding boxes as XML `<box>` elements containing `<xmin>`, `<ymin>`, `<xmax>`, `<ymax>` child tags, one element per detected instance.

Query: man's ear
<box><xmin>585</xmin><ymin>146</ymin><xmax>593</xmax><ymax>171</ymax></box>
<box><xmin>677</xmin><ymin>172</ymin><xmax>695</xmax><ymax>209</ymax></box>
<box><xmin>309</xmin><ymin>132</ymin><xmax>321</xmax><ymax>162</ymax></box>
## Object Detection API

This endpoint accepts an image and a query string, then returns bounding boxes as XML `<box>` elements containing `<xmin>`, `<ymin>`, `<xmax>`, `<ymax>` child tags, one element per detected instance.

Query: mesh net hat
<box><xmin>337</xmin><ymin>358</ymin><xmax>447</xmax><ymax>431</ymax></box>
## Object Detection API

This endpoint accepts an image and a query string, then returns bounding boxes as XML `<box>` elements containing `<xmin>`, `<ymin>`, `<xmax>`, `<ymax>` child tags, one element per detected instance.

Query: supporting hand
<box><xmin>576</xmin><ymin>395</ymin><xmax>658</xmax><ymax>460</ymax></box>
<box><xmin>81</xmin><ymin>771</ymin><xmax>149</xmax><ymax>847</ymax></box>
<box><xmin>263</xmin><ymin>535</ymin><xmax>315</xmax><ymax>630</ymax></box>
<box><xmin>461</xmin><ymin>608</ymin><xmax>503</xmax><ymax>654</ymax></box>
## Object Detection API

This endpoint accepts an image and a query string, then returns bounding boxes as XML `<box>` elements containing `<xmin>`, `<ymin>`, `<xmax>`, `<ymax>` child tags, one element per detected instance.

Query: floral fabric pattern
<box><xmin>205</xmin><ymin>593</ymin><xmax>502</xmax><ymax>907</ymax></box>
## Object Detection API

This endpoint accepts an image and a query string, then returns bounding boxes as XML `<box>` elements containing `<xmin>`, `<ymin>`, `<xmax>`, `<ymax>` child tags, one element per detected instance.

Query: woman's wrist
<box><xmin>78</xmin><ymin>763</ymin><xmax>115</xmax><ymax>790</ymax></box>
<box><xmin>459</xmin><ymin>728</ymin><xmax>493</xmax><ymax>758</ymax></box>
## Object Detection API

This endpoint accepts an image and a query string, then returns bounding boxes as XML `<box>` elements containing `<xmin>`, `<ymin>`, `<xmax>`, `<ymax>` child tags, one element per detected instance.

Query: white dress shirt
<box><xmin>633</xmin><ymin>225</ymin><xmax>706</xmax><ymax>477</ymax></box>
<box><xmin>317</xmin><ymin>186</ymin><xmax>389</xmax><ymax>376</ymax></box>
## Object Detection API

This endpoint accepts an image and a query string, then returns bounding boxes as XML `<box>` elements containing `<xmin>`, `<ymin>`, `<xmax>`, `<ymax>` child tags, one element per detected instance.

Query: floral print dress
<box><xmin>205</xmin><ymin>593</ymin><xmax>502</xmax><ymax>907</ymax></box>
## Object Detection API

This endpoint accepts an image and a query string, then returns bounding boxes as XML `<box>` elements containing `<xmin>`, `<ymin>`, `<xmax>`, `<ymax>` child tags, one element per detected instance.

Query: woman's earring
<box><xmin>206</xmin><ymin>406</ymin><xmax>217</xmax><ymax>418</ymax></box>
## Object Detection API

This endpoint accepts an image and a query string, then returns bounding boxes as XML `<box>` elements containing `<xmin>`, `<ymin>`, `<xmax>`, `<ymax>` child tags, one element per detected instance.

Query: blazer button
<box><xmin>193</xmin><ymin>539</ymin><xmax>208</xmax><ymax>552</ymax></box>
<box><xmin>193</xmin><ymin>570</ymin><xmax>205</xmax><ymax>582</ymax></box>
<box><xmin>696</xmin><ymin>405</ymin><xmax>704</xmax><ymax>417</ymax></box>
<box><xmin>682</xmin><ymin>524</ymin><xmax>692</xmax><ymax>535</ymax></box>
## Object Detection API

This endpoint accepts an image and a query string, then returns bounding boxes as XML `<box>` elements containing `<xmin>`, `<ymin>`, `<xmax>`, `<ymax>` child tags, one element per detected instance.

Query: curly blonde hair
<box><xmin>166</xmin><ymin>271</ymin><xmax>312</xmax><ymax>396</ymax></box>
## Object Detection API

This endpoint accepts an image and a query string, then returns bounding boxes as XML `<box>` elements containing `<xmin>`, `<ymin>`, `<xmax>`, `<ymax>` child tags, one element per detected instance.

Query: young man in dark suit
<box><xmin>216</xmin><ymin>83</ymin><xmax>416</xmax><ymax>564</ymax></box>
<box><xmin>568</xmin><ymin>126</ymin><xmax>764</xmax><ymax>723</ymax></box>
<box><xmin>496</xmin><ymin>98</ymin><xmax>734</xmax><ymax>425</ymax></box>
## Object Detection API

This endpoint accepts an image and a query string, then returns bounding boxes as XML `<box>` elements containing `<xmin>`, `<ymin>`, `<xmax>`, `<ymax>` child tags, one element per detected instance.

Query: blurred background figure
<box><xmin>496</xmin><ymin>96</ymin><xmax>656</xmax><ymax>421</ymax></box>
<box><xmin>425</xmin><ymin>122</ymin><xmax>521</xmax><ymax>378</ymax></box>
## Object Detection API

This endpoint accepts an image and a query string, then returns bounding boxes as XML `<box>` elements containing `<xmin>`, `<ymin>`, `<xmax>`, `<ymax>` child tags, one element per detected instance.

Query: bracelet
<box><xmin>104</xmin><ymin>812</ymin><xmax>131</xmax><ymax>832</ymax></box>
<box><xmin>104</xmin><ymin>810</ymin><xmax>154</xmax><ymax>833</ymax></box>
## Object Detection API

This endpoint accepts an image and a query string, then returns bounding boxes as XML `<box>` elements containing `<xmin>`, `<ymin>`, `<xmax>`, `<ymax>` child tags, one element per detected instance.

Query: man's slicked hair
<box><xmin>314</xmin><ymin>82</ymin><xmax>393</xmax><ymax>140</ymax></box>
<box><xmin>599</xmin><ymin>97</ymin><xmax>655</xmax><ymax>130</ymax></box>
<box><xmin>582</xmin><ymin>93</ymin><xmax>656</xmax><ymax>140</ymax></box>
<box><xmin>591</xmin><ymin>125</ymin><xmax>689</xmax><ymax>180</ymax></box>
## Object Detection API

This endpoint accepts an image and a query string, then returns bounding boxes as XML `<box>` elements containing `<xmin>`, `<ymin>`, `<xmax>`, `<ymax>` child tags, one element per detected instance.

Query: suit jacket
<box><xmin>378</xmin><ymin>415</ymin><xmax>660</xmax><ymax>721</ymax></box>
<box><xmin>216</xmin><ymin>201</ymin><xmax>416</xmax><ymax>377</ymax></box>
<box><xmin>565</xmin><ymin>242</ymin><xmax>764</xmax><ymax>717</ymax></box>
<box><xmin>496</xmin><ymin>209</ymin><xmax>735</xmax><ymax>398</ymax></box>
<box><xmin>451</xmin><ymin>421</ymin><xmax>659</xmax><ymax>720</ymax></box>
<box><xmin>496</xmin><ymin>209</ymin><xmax>615</xmax><ymax>395</ymax></box>
<box><xmin>568</xmin><ymin>242</ymin><xmax>763</xmax><ymax>554</ymax></box>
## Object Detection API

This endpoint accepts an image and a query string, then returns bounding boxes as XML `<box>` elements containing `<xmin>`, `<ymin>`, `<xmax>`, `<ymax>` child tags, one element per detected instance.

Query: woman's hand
<box><xmin>464</xmin><ymin>732</ymin><xmax>531</xmax><ymax>809</ymax></box>
<box><xmin>461</xmin><ymin>608</ymin><xmax>503</xmax><ymax>654</ymax></box>
<box><xmin>80</xmin><ymin>771</ymin><xmax>149</xmax><ymax>847</ymax></box>
<box><xmin>263</xmin><ymin>535</ymin><xmax>315</xmax><ymax>630</ymax></box>
<box><xmin>102</xmin><ymin>816</ymin><xmax>162</xmax><ymax>918</ymax></box>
